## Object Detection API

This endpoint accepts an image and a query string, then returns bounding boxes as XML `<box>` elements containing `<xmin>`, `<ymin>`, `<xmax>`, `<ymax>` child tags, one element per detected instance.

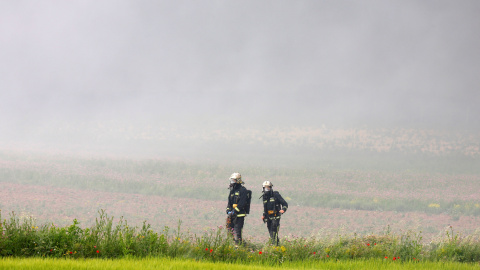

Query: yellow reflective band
<box><xmin>237</xmin><ymin>214</ymin><xmax>246</xmax><ymax>217</ymax></box>
<box><xmin>235</xmin><ymin>207</ymin><xmax>240</xmax><ymax>212</ymax></box>
<box><xmin>263</xmin><ymin>200</ymin><xmax>267</xmax><ymax>203</ymax></box>
<box><xmin>269</xmin><ymin>198</ymin><xmax>275</xmax><ymax>202</ymax></box>
<box><xmin>235</xmin><ymin>192</ymin><xmax>239</xmax><ymax>195</ymax></box>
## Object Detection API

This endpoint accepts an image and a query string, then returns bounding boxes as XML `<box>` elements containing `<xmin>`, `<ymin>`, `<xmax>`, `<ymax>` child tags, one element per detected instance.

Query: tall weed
<box><xmin>1</xmin><ymin>210</ymin><xmax>480</xmax><ymax>263</ymax></box>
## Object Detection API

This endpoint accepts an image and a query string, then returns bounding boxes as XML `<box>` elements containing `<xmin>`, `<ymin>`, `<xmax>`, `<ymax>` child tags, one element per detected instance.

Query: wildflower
<box><xmin>94</xmin><ymin>246</ymin><xmax>96</xmax><ymax>248</ymax></box>
<box><xmin>70</xmin><ymin>251</ymin><xmax>73</xmax><ymax>255</ymax></box>
<box><xmin>210</xmin><ymin>249</ymin><xmax>213</xmax><ymax>253</ymax></box>
<box><xmin>259</xmin><ymin>251</ymin><xmax>262</xmax><ymax>255</ymax></box>
<box><xmin>326</xmin><ymin>255</ymin><xmax>329</xmax><ymax>258</ymax></box>
<box><xmin>50</xmin><ymin>249</ymin><xmax>53</xmax><ymax>252</ymax></box>
<box><xmin>96</xmin><ymin>250</ymin><xmax>100</xmax><ymax>253</ymax></box>
<box><xmin>367</xmin><ymin>243</ymin><xmax>370</xmax><ymax>246</ymax></box>
<box><xmin>374</xmin><ymin>243</ymin><xmax>376</xmax><ymax>245</ymax></box>
<box><xmin>205</xmin><ymin>248</ymin><xmax>208</xmax><ymax>251</ymax></box>
<box><xmin>385</xmin><ymin>256</ymin><xmax>388</xmax><ymax>259</ymax></box>
<box><xmin>313</xmin><ymin>252</ymin><xmax>316</xmax><ymax>254</ymax></box>
<box><xmin>393</xmin><ymin>257</ymin><xmax>396</xmax><ymax>261</ymax></box>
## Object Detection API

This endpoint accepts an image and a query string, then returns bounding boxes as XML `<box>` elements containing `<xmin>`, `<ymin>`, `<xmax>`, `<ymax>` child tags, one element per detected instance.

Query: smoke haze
<box><xmin>3</xmin><ymin>1</ymin><xmax>480</xmax><ymax>242</ymax></box>
<box><xmin>1</xmin><ymin>1</ymin><xmax>479</xmax><ymax>158</ymax></box>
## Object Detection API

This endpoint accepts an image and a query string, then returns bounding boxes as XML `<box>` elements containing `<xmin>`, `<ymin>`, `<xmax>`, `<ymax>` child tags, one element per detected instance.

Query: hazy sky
<box><xmin>1</xmin><ymin>0</ymin><xmax>479</xmax><ymax>132</ymax></box>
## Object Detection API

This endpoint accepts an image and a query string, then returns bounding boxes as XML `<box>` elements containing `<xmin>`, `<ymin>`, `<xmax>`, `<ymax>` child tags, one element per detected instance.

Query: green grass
<box><xmin>0</xmin><ymin>257</ymin><xmax>479</xmax><ymax>270</ymax></box>
<box><xmin>3</xmin><ymin>210</ymin><xmax>480</xmax><ymax>264</ymax></box>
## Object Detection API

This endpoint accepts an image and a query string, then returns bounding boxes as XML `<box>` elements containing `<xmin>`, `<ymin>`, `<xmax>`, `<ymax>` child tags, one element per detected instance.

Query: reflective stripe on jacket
<box><xmin>226</xmin><ymin>185</ymin><xmax>248</xmax><ymax>216</ymax></box>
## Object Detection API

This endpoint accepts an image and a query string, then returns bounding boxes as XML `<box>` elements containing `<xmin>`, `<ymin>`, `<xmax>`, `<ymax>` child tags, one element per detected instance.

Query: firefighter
<box><xmin>226</xmin><ymin>172</ymin><xmax>248</xmax><ymax>245</ymax></box>
<box><xmin>261</xmin><ymin>181</ymin><xmax>288</xmax><ymax>246</ymax></box>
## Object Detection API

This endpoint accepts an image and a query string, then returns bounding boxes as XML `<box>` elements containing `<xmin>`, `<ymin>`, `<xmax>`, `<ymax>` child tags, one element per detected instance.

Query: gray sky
<box><xmin>1</xmin><ymin>0</ymin><xmax>479</xmax><ymax>134</ymax></box>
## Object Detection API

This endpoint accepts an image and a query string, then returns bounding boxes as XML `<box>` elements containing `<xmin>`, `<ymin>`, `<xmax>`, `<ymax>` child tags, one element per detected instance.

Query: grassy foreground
<box><xmin>0</xmin><ymin>257</ymin><xmax>479</xmax><ymax>270</ymax></box>
<box><xmin>3</xmin><ymin>210</ymin><xmax>480</xmax><ymax>264</ymax></box>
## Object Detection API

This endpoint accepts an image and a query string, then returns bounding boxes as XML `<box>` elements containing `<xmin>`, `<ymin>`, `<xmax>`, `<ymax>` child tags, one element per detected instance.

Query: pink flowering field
<box><xmin>1</xmin><ymin>127</ymin><xmax>479</xmax><ymax>242</ymax></box>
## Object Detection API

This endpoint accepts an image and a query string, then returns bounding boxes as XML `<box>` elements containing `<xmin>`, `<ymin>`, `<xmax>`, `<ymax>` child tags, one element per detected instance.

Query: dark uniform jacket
<box><xmin>263</xmin><ymin>191</ymin><xmax>288</xmax><ymax>219</ymax></box>
<box><xmin>226</xmin><ymin>184</ymin><xmax>248</xmax><ymax>217</ymax></box>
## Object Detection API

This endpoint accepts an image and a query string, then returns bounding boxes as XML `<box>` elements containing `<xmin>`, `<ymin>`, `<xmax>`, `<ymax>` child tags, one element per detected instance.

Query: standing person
<box><xmin>226</xmin><ymin>172</ymin><xmax>249</xmax><ymax>246</ymax></box>
<box><xmin>261</xmin><ymin>181</ymin><xmax>288</xmax><ymax>246</ymax></box>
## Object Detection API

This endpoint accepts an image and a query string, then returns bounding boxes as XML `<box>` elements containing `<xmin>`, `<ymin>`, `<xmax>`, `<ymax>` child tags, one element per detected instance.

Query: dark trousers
<box><xmin>228</xmin><ymin>216</ymin><xmax>245</xmax><ymax>245</ymax></box>
<box><xmin>266</xmin><ymin>218</ymin><xmax>280</xmax><ymax>245</ymax></box>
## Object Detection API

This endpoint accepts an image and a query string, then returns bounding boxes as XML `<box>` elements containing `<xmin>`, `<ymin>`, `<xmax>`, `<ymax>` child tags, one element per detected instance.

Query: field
<box><xmin>1</xmin><ymin>126</ymin><xmax>480</xmax><ymax>267</ymax></box>
<box><xmin>1</xmin><ymin>135</ymin><xmax>480</xmax><ymax>241</ymax></box>
<box><xmin>1</xmin><ymin>257</ymin><xmax>480</xmax><ymax>270</ymax></box>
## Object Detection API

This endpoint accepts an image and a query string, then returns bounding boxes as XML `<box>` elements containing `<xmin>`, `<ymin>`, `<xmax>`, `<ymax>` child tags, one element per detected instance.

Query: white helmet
<box><xmin>262</xmin><ymin>181</ymin><xmax>273</xmax><ymax>187</ymax></box>
<box><xmin>230</xmin><ymin>172</ymin><xmax>243</xmax><ymax>184</ymax></box>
